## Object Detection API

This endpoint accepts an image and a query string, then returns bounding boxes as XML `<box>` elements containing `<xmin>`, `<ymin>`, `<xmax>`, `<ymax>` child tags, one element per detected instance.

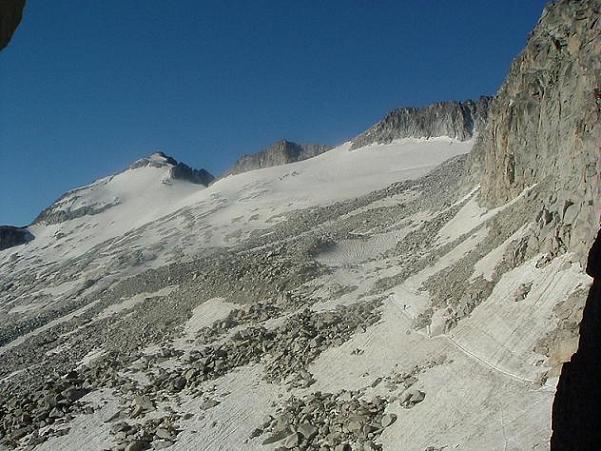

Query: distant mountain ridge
<box><xmin>350</xmin><ymin>97</ymin><xmax>492</xmax><ymax>150</ymax></box>
<box><xmin>225</xmin><ymin>140</ymin><xmax>333</xmax><ymax>176</ymax></box>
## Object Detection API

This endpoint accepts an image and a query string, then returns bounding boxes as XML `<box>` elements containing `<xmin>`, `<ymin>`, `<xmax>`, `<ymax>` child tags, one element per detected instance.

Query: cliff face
<box><xmin>350</xmin><ymin>97</ymin><xmax>491</xmax><ymax>150</ymax></box>
<box><xmin>468</xmin><ymin>0</ymin><xmax>601</xmax><ymax>260</ymax></box>
<box><xmin>227</xmin><ymin>140</ymin><xmax>332</xmax><ymax>176</ymax></box>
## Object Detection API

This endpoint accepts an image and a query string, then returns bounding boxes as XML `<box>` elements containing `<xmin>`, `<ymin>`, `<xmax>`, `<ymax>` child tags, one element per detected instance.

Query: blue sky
<box><xmin>1</xmin><ymin>0</ymin><xmax>549</xmax><ymax>226</ymax></box>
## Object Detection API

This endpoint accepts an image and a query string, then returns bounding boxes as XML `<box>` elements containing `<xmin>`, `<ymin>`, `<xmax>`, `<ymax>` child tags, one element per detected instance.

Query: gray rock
<box><xmin>400</xmin><ymin>389</ymin><xmax>426</xmax><ymax>408</ymax></box>
<box><xmin>283</xmin><ymin>431</ymin><xmax>302</xmax><ymax>448</ymax></box>
<box><xmin>351</xmin><ymin>97</ymin><xmax>491</xmax><ymax>149</ymax></box>
<box><xmin>262</xmin><ymin>429</ymin><xmax>290</xmax><ymax>445</ymax></box>
<box><xmin>153</xmin><ymin>440</ymin><xmax>174</xmax><ymax>450</ymax></box>
<box><xmin>226</xmin><ymin>140</ymin><xmax>333</xmax><ymax>176</ymax></box>
<box><xmin>334</xmin><ymin>444</ymin><xmax>352</xmax><ymax>451</ymax></box>
<box><xmin>129</xmin><ymin>152</ymin><xmax>214</xmax><ymax>186</ymax></box>
<box><xmin>125</xmin><ymin>440</ymin><xmax>149</xmax><ymax>451</ymax></box>
<box><xmin>172</xmin><ymin>376</ymin><xmax>186</xmax><ymax>391</ymax></box>
<box><xmin>297</xmin><ymin>422</ymin><xmax>318</xmax><ymax>440</ymax></box>
<box><xmin>467</xmin><ymin>0</ymin><xmax>601</xmax><ymax>264</ymax></box>
<box><xmin>381</xmin><ymin>413</ymin><xmax>397</xmax><ymax>428</ymax></box>
<box><xmin>131</xmin><ymin>395</ymin><xmax>154</xmax><ymax>418</ymax></box>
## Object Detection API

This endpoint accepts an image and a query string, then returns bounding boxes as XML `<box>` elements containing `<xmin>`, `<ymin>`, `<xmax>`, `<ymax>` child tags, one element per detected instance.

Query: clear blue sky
<box><xmin>1</xmin><ymin>0</ymin><xmax>549</xmax><ymax>226</ymax></box>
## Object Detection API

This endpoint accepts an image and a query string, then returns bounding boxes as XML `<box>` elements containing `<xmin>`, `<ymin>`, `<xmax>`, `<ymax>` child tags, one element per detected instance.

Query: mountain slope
<box><xmin>0</xmin><ymin>1</ymin><xmax>599</xmax><ymax>450</ymax></box>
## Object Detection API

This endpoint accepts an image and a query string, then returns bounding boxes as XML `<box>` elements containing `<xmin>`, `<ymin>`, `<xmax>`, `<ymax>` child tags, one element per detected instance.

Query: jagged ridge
<box><xmin>129</xmin><ymin>152</ymin><xmax>215</xmax><ymax>186</ymax></box>
<box><xmin>226</xmin><ymin>140</ymin><xmax>333</xmax><ymax>176</ymax></box>
<box><xmin>350</xmin><ymin>97</ymin><xmax>492</xmax><ymax>150</ymax></box>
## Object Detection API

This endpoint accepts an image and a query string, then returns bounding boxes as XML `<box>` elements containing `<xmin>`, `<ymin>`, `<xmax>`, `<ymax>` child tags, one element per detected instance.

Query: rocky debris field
<box><xmin>252</xmin><ymin>360</ymin><xmax>440</xmax><ymax>451</ymax></box>
<box><xmin>257</xmin><ymin>390</ymin><xmax>392</xmax><ymax>451</ymax></box>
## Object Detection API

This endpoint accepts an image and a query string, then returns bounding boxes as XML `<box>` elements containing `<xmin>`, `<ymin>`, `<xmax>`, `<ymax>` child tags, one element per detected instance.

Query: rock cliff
<box><xmin>226</xmin><ymin>140</ymin><xmax>332</xmax><ymax>176</ymax></box>
<box><xmin>350</xmin><ymin>97</ymin><xmax>491</xmax><ymax>150</ymax></box>
<box><xmin>468</xmin><ymin>0</ymin><xmax>601</xmax><ymax>260</ymax></box>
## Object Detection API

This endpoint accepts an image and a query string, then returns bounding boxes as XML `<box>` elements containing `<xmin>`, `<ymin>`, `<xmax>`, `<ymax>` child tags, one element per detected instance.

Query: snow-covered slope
<box><xmin>0</xmin><ymin>126</ymin><xmax>589</xmax><ymax>450</ymax></box>
<box><xmin>3</xmin><ymin>137</ymin><xmax>471</xmax><ymax>280</ymax></box>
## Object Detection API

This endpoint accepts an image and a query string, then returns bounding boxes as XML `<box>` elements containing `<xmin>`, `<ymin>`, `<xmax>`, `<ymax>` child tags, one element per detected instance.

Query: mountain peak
<box><xmin>128</xmin><ymin>151</ymin><xmax>214</xmax><ymax>186</ymax></box>
<box><xmin>129</xmin><ymin>151</ymin><xmax>178</xmax><ymax>170</ymax></box>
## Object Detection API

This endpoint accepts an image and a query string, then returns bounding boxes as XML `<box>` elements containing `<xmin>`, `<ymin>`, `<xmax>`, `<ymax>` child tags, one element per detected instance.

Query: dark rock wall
<box><xmin>0</xmin><ymin>226</ymin><xmax>33</xmax><ymax>250</ymax></box>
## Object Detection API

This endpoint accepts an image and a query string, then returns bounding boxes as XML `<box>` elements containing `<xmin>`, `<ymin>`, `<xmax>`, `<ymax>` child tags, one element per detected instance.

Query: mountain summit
<box><xmin>129</xmin><ymin>151</ymin><xmax>214</xmax><ymax>186</ymax></box>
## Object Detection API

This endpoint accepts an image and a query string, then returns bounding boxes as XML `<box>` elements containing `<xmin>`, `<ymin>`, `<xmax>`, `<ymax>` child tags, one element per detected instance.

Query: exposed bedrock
<box><xmin>226</xmin><ymin>140</ymin><xmax>333</xmax><ymax>176</ymax></box>
<box><xmin>468</xmin><ymin>0</ymin><xmax>601</xmax><ymax>261</ymax></box>
<box><xmin>350</xmin><ymin>96</ymin><xmax>491</xmax><ymax>149</ymax></box>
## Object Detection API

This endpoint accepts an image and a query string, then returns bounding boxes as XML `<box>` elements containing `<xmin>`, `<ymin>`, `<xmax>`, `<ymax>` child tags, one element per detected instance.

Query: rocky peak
<box><xmin>130</xmin><ymin>151</ymin><xmax>214</xmax><ymax>186</ymax></box>
<box><xmin>350</xmin><ymin>97</ymin><xmax>492</xmax><ymax>150</ymax></box>
<box><xmin>467</xmin><ymin>0</ymin><xmax>601</xmax><ymax>260</ymax></box>
<box><xmin>226</xmin><ymin>140</ymin><xmax>333</xmax><ymax>176</ymax></box>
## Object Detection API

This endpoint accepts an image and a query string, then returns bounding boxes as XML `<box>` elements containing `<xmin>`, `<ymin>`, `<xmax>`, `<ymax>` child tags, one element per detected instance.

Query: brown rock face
<box><xmin>468</xmin><ymin>0</ymin><xmax>601</xmax><ymax>259</ymax></box>
<box><xmin>0</xmin><ymin>0</ymin><xmax>26</xmax><ymax>51</ymax></box>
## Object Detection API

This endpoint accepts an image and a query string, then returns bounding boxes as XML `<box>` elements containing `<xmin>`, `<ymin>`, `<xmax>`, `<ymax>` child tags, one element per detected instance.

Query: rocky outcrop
<box><xmin>0</xmin><ymin>226</ymin><xmax>33</xmax><ymax>251</ymax></box>
<box><xmin>33</xmin><ymin>197</ymin><xmax>119</xmax><ymax>226</ymax></box>
<box><xmin>226</xmin><ymin>140</ymin><xmax>332</xmax><ymax>176</ymax></box>
<box><xmin>350</xmin><ymin>97</ymin><xmax>491</xmax><ymax>150</ymax></box>
<box><xmin>468</xmin><ymin>0</ymin><xmax>601</xmax><ymax>260</ymax></box>
<box><xmin>0</xmin><ymin>0</ymin><xmax>25</xmax><ymax>51</ymax></box>
<box><xmin>130</xmin><ymin>152</ymin><xmax>214</xmax><ymax>186</ymax></box>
